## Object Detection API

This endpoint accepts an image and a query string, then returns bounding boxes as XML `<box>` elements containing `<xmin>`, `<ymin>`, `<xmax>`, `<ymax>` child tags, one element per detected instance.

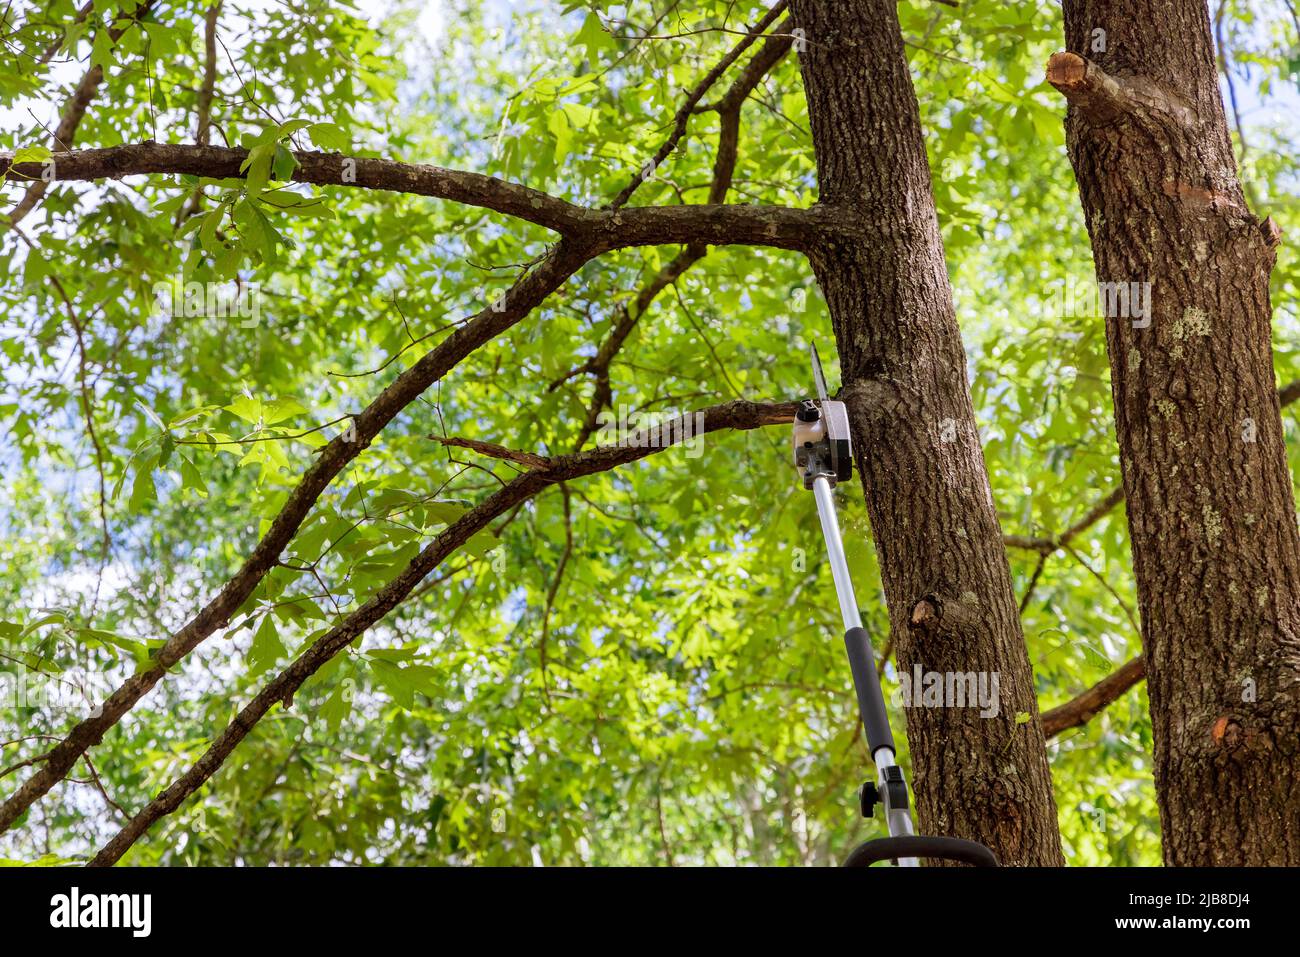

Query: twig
<box><xmin>429</xmin><ymin>435</ymin><xmax>551</xmax><ymax>470</ymax></box>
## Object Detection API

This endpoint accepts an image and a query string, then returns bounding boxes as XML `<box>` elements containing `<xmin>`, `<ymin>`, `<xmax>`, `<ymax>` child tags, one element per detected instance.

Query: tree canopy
<box><xmin>2</xmin><ymin>0</ymin><xmax>1299</xmax><ymax>866</ymax></box>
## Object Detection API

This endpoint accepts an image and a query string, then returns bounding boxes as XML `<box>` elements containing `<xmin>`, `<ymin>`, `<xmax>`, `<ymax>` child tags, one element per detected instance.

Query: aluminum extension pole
<box><xmin>811</xmin><ymin>475</ymin><xmax>918</xmax><ymax>866</ymax></box>
<box><xmin>812</xmin><ymin>475</ymin><xmax>863</xmax><ymax>633</ymax></box>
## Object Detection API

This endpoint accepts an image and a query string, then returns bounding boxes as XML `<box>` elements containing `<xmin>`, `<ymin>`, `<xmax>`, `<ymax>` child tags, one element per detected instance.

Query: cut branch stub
<box><xmin>908</xmin><ymin>593</ymin><xmax>980</xmax><ymax>636</ymax></box>
<box><xmin>1046</xmin><ymin>51</ymin><xmax>1197</xmax><ymax>130</ymax></box>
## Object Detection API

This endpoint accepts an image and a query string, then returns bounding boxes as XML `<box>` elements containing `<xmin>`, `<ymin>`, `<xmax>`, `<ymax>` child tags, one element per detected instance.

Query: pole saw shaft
<box><xmin>812</xmin><ymin>476</ymin><xmax>894</xmax><ymax>758</ymax></box>
<box><xmin>811</xmin><ymin>476</ymin><xmax>863</xmax><ymax>632</ymax></box>
<box><xmin>795</xmin><ymin>342</ymin><xmax>996</xmax><ymax>868</ymax></box>
<box><xmin>810</xmin><ymin>475</ymin><xmax>919</xmax><ymax>866</ymax></box>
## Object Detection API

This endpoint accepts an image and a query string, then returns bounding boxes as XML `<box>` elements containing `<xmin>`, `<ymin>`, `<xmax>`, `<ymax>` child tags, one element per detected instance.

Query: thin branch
<box><xmin>559</xmin><ymin>18</ymin><xmax>795</xmax><ymax>449</ymax></box>
<box><xmin>1060</xmin><ymin>541</ymin><xmax>1140</xmax><ymax>634</ymax></box>
<box><xmin>0</xmin><ymin>736</ymin><xmax>58</xmax><ymax>781</ymax></box>
<box><xmin>0</xmin><ymin>751</ymin><xmax>51</xmax><ymax>782</ymax></box>
<box><xmin>538</xmin><ymin>485</ymin><xmax>574</xmax><ymax>707</ymax></box>
<box><xmin>79</xmin><ymin>752</ymin><xmax>129</xmax><ymax>819</ymax></box>
<box><xmin>1285</xmin><ymin>0</ymin><xmax>1300</xmax><ymax>42</ymax></box>
<box><xmin>429</xmin><ymin>435</ymin><xmax>551</xmax><ymax>470</ymax></box>
<box><xmin>875</xmin><ymin>634</ymin><xmax>893</xmax><ymax>678</ymax></box>
<box><xmin>9</xmin><ymin>225</ymin><xmax>111</xmax><ymax>606</ymax></box>
<box><xmin>1017</xmin><ymin>551</ymin><xmax>1048</xmax><ymax>614</ymax></box>
<box><xmin>1004</xmin><ymin>378</ymin><xmax>1300</xmax><ymax>556</ymax></box>
<box><xmin>568</xmin><ymin>248</ymin><xmax>706</xmax><ymax>448</ymax></box>
<box><xmin>607</xmin><ymin>0</ymin><xmax>789</xmax><ymax>210</ymax></box>
<box><xmin>88</xmin><ymin>398</ymin><xmax>797</xmax><ymax>865</ymax></box>
<box><xmin>176</xmin><ymin>414</ymin><xmax>351</xmax><ymax>447</ymax></box>
<box><xmin>35</xmin><ymin>1</ymin><xmax>96</xmax><ymax>65</ymax></box>
<box><xmin>177</xmin><ymin>0</ymin><xmax>222</xmax><ymax>223</ymax></box>
<box><xmin>1004</xmin><ymin>486</ymin><xmax>1124</xmax><ymax>554</ymax></box>
<box><xmin>1015</xmin><ymin>377</ymin><xmax>1300</xmax><ymax>739</ymax></box>
<box><xmin>195</xmin><ymin>3</ymin><xmax>220</xmax><ymax>147</ymax></box>
<box><xmin>654</xmin><ymin>768</ymin><xmax>676</xmax><ymax>866</ymax></box>
<box><xmin>528</xmin><ymin>19</ymin><xmax>799</xmax><ymax>695</ymax></box>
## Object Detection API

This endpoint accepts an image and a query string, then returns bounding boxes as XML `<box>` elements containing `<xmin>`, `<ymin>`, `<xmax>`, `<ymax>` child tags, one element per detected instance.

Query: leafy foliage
<box><xmin>1</xmin><ymin>0</ymin><xmax>1296</xmax><ymax>865</ymax></box>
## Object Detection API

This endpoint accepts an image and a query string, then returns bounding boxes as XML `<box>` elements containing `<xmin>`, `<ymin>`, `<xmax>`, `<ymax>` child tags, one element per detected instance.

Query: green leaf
<box><xmin>20</xmin><ymin>612</ymin><xmax>68</xmax><ymax>637</ymax></box>
<box><xmin>199</xmin><ymin>206</ymin><xmax>224</xmax><ymax>257</ymax></box>
<box><xmin>369</xmin><ymin>659</ymin><xmax>441</xmax><ymax>711</ymax></box>
<box><xmin>548</xmin><ymin>109</ymin><xmax>572</xmax><ymax>166</ymax></box>
<box><xmin>423</xmin><ymin>501</ymin><xmax>469</xmax><ymax>525</ymax></box>
<box><xmin>258</xmin><ymin>191</ymin><xmax>334</xmax><ymax>219</ymax></box>
<box><xmin>320</xmin><ymin>679</ymin><xmax>353</xmax><ymax>733</ymax></box>
<box><xmin>260</xmin><ymin>396</ymin><xmax>307</xmax><ymax>425</ymax></box>
<box><xmin>462</xmin><ymin>529</ymin><xmax>500</xmax><ymax>558</ymax></box>
<box><xmin>158</xmin><ymin>431</ymin><xmax>175</xmax><ymax>469</ymax></box>
<box><xmin>128</xmin><ymin>458</ymin><xmax>157</xmax><ymax>512</ymax></box>
<box><xmin>308</xmin><ymin>122</ymin><xmax>349</xmax><ymax>152</ymax></box>
<box><xmin>136</xmin><ymin>402</ymin><xmax>167</xmax><ymax>430</ymax></box>
<box><xmin>247</xmin><ymin>615</ymin><xmax>286</xmax><ymax>678</ymax></box>
<box><xmin>574</xmin><ymin>12</ymin><xmax>614</xmax><ymax>59</ymax></box>
<box><xmin>178</xmin><ymin>454</ymin><xmax>208</xmax><ymax>498</ymax></box>
<box><xmin>248</xmin><ymin>205</ymin><xmax>287</xmax><ymax>262</ymax></box>
<box><xmin>225</xmin><ymin>394</ymin><xmax>263</xmax><ymax>424</ymax></box>
<box><xmin>370</xmin><ymin>658</ymin><xmax>414</xmax><ymax>709</ymax></box>
<box><xmin>90</xmin><ymin>30</ymin><xmax>115</xmax><ymax>71</ymax></box>
<box><xmin>79</xmin><ymin>628</ymin><xmax>154</xmax><ymax>668</ymax></box>
<box><xmin>241</xmin><ymin>125</ymin><xmax>282</xmax><ymax>149</ymax></box>
<box><xmin>241</xmin><ymin>142</ymin><xmax>276</xmax><ymax>196</ymax></box>
<box><xmin>273</xmin><ymin>143</ymin><xmax>299</xmax><ymax>182</ymax></box>
<box><xmin>11</xmin><ymin>145</ymin><xmax>51</xmax><ymax>164</ymax></box>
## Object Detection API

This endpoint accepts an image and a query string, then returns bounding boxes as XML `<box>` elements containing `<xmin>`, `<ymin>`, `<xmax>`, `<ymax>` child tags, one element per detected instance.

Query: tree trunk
<box><xmin>1050</xmin><ymin>0</ymin><xmax>1300</xmax><ymax>864</ymax></box>
<box><xmin>790</xmin><ymin>0</ymin><xmax>1064</xmax><ymax>865</ymax></box>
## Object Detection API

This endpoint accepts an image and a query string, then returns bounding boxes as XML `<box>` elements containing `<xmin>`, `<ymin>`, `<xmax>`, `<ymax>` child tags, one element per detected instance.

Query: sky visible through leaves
<box><xmin>1</xmin><ymin>0</ymin><xmax>1299</xmax><ymax>865</ymax></box>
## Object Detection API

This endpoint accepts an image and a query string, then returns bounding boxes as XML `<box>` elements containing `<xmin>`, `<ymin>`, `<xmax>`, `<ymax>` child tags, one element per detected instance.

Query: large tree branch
<box><xmin>88</xmin><ymin>398</ymin><xmax>797</xmax><ymax>865</ymax></box>
<box><xmin>1045</xmin><ymin>51</ymin><xmax>1198</xmax><ymax>131</ymax></box>
<box><xmin>0</xmin><ymin>236</ymin><xmax>596</xmax><ymax>834</ymax></box>
<box><xmin>1279</xmin><ymin>378</ymin><xmax>1300</xmax><ymax>407</ymax></box>
<box><xmin>1043</xmin><ymin>656</ymin><xmax>1145</xmax><ymax>739</ymax></box>
<box><xmin>0</xmin><ymin>144</ymin><xmax>824</xmax><ymax>250</ymax></box>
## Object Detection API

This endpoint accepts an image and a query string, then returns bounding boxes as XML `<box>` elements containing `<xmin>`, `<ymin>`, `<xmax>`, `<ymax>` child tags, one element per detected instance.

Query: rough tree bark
<box><xmin>1050</xmin><ymin>0</ymin><xmax>1300</xmax><ymax>864</ymax></box>
<box><xmin>790</xmin><ymin>0</ymin><xmax>1064</xmax><ymax>865</ymax></box>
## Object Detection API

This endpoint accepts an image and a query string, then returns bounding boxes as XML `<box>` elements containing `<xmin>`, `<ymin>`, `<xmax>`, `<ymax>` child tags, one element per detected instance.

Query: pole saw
<box><xmin>793</xmin><ymin>343</ymin><xmax>998</xmax><ymax>868</ymax></box>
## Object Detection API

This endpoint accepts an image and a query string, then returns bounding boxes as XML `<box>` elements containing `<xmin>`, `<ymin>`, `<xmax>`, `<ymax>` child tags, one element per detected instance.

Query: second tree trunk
<box><xmin>1051</xmin><ymin>0</ymin><xmax>1300</xmax><ymax>864</ymax></box>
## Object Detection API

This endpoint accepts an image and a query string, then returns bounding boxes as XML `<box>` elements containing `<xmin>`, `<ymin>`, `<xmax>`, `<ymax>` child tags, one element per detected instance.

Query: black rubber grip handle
<box><xmin>843</xmin><ymin>835</ymin><xmax>999</xmax><ymax>868</ymax></box>
<box><xmin>842</xmin><ymin>626</ymin><xmax>894</xmax><ymax>755</ymax></box>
